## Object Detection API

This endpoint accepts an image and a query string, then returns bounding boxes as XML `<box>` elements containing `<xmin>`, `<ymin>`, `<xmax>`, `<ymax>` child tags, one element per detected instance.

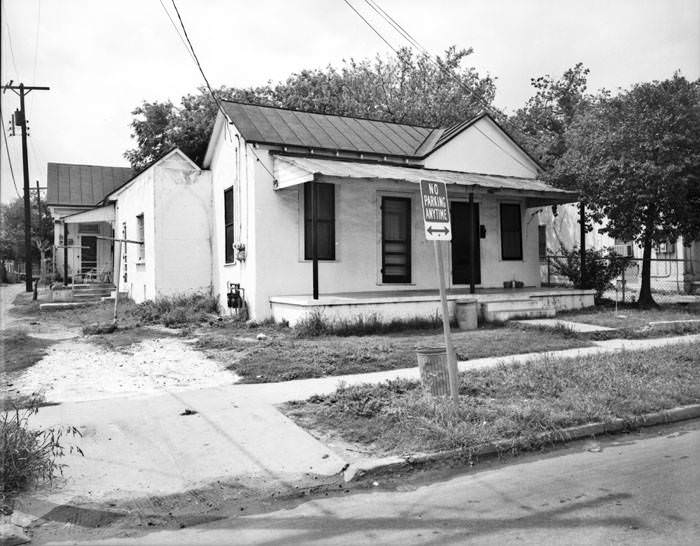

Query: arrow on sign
<box><xmin>427</xmin><ymin>226</ymin><xmax>450</xmax><ymax>235</ymax></box>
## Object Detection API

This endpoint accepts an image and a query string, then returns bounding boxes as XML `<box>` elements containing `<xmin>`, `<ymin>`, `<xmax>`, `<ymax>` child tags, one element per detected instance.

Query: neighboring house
<box><xmin>537</xmin><ymin>203</ymin><xmax>700</xmax><ymax>294</ymax></box>
<box><xmin>48</xmin><ymin>102</ymin><xmax>600</xmax><ymax>322</ymax></box>
<box><xmin>47</xmin><ymin>163</ymin><xmax>133</xmax><ymax>281</ymax></box>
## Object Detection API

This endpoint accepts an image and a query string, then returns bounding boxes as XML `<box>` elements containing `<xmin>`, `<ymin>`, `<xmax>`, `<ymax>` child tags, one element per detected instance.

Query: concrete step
<box><xmin>480</xmin><ymin>298</ymin><xmax>542</xmax><ymax>313</ymax></box>
<box><xmin>73</xmin><ymin>292</ymin><xmax>111</xmax><ymax>300</ymax></box>
<box><xmin>72</xmin><ymin>288</ymin><xmax>113</xmax><ymax>296</ymax></box>
<box><xmin>40</xmin><ymin>301</ymin><xmax>99</xmax><ymax>311</ymax></box>
<box><xmin>485</xmin><ymin>306</ymin><xmax>556</xmax><ymax>323</ymax></box>
<box><xmin>72</xmin><ymin>283</ymin><xmax>115</xmax><ymax>289</ymax></box>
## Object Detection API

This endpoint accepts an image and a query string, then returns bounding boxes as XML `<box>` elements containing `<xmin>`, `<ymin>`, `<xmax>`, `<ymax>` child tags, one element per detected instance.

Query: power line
<box><xmin>157</xmin><ymin>0</ymin><xmax>198</xmax><ymax>65</ymax></box>
<box><xmin>342</xmin><ymin>0</ymin><xmax>398</xmax><ymax>54</ymax></box>
<box><xmin>1</xmin><ymin>2</ymin><xmax>20</xmax><ymax>78</ymax></box>
<box><xmin>166</xmin><ymin>0</ymin><xmax>277</xmax><ymax>181</ymax></box>
<box><xmin>349</xmin><ymin>0</ymin><xmax>537</xmax><ymax>173</ymax></box>
<box><xmin>0</xmin><ymin>110</ymin><xmax>21</xmax><ymax>198</ymax></box>
<box><xmin>31</xmin><ymin>0</ymin><xmax>41</xmax><ymax>81</ymax></box>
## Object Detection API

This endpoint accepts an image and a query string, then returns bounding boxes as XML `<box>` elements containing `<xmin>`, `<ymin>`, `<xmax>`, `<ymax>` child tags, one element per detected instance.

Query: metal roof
<box><xmin>221</xmin><ymin>101</ymin><xmax>440</xmax><ymax>157</ymax></box>
<box><xmin>46</xmin><ymin>163</ymin><xmax>134</xmax><ymax>206</ymax></box>
<box><xmin>273</xmin><ymin>155</ymin><xmax>576</xmax><ymax>204</ymax></box>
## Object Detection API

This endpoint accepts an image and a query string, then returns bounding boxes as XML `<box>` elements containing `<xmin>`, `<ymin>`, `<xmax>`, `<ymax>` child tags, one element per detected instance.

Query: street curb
<box><xmin>343</xmin><ymin>403</ymin><xmax>700</xmax><ymax>482</ymax></box>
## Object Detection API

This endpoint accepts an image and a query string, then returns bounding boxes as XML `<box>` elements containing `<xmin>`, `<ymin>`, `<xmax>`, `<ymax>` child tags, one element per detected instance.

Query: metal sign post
<box><xmin>420</xmin><ymin>180</ymin><xmax>459</xmax><ymax>402</ymax></box>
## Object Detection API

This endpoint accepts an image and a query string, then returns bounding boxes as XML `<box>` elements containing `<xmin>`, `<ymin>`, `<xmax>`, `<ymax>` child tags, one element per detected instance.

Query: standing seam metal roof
<box><xmin>46</xmin><ymin>163</ymin><xmax>134</xmax><ymax>206</ymax></box>
<box><xmin>221</xmin><ymin>101</ymin><xmax>437</xmax><ymax>157</ymax></box>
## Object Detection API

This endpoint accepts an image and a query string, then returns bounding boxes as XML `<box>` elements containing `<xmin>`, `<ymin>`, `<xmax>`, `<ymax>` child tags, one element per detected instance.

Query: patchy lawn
<box><xmin>559</xmin><ymin>303</ymin><xmax>700</xmax><ymax>329</ymax></box>
<box><xmin>283</xmin><ymin>342</ymin><xmax>700</xmax><ymax>457</ymax></box>
<box><xmin>1</xmin><ymin>331</ymin><xmax>55</xmax><ymax>374</ymax></box>
<box><xmin>195</xmin><ymin>325</ymin><xmax>593</xmax><ymax>383</ymax></box>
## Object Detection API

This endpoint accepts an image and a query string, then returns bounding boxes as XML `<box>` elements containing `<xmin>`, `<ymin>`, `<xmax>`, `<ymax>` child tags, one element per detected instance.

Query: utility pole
<box><xmin>3</xmin><ymin>82</ymin><xmax>50</xmax><ymax>291</ymax></box>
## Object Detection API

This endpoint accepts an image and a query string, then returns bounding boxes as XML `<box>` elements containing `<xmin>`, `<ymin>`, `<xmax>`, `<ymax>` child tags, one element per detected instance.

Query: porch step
<box><xmin>72</xmin><ymin>288</ymin><xmax>113</xmax><ymax>296</ymax></box>
<box><xmin>72</xmin><ymin>283</ymin><xmax>114</xmax><ymax>289</ymax></box>
<box><xmin>480</xmin><ymin>298</ymin><xmax>542</xmax><ymax>313</ymax></box>
<box><xmin>487</xmin><ymin>306</ymin><xmax>556</xmax><ymax>322</ymax></box>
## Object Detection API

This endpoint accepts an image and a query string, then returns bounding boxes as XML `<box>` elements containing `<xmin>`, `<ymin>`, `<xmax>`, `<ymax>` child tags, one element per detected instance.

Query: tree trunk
<box><xmin>637</xmin><ymin>234</ymin><xmax>658</xmax><ymax>308</ymax></box>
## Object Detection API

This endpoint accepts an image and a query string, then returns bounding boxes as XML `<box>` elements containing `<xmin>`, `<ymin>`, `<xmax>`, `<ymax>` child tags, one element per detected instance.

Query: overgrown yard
<box><xmin>196</xmin><ymin>325</ymin><xmax>593</xmax><ymax>383</ymax></box>
<box><xmin>1</xmin><ymin>331</ymin><xmax>54</xmax><ymax>374</ymax></box>
<box><xmin>559</xmin><ymin>303</ymin><xmax>700</xmax><ymax>329</ymax></box>
<box><xmin>283</xmin><ymin>342</ymin><xmax>700</xmax><ymax>457</ymax></box>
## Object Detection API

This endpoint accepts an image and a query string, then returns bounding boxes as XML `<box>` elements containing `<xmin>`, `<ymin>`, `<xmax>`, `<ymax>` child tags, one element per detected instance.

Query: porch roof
<box><xmin>63</xmin><ymin>204</ymin><xmax>114</xmax><ymax>224</ymax></box>
<box><xmin>273</xmin><ymin>155</ymin><xmax>577</xmax><ymax>205</ymax></box>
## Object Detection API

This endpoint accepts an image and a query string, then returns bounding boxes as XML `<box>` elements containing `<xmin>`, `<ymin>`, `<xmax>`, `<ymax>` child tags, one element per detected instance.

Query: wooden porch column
<box><xmin>469</xmin><ymin>191</ymin><xmax>476</xmax><ymax>294</ymax></box>
<box><xmin>311</xmin><ymin>180</ymin><xmax>319</xmax><ymax>300</ymax></box>
<box><xmin>63</xmin><ymin>221</ymin><xmax>68</xmax><ymax>286</ymax></box>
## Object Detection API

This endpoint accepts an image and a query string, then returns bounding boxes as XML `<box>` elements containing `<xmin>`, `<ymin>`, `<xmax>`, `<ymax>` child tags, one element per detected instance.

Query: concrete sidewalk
<box><xmin>18</xmin><ymin>333</ymin><xmax>700</xmax><ymax>510</ymax></box>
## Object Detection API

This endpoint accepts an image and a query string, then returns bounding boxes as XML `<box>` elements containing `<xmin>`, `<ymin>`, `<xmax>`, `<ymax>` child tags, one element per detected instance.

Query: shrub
<box><xmin>1</xmin><ymin>399</ymin><xmax>83</xmax><ymax>507</ymax></box>
<box><xmin>550</xmin><ymin>247</ymin><xmax>630</xmax><ymax>301</ymax></box>
<box><xmin>133</xmin><ymin>293</ymin><xmax>219</xmax><ymax>326</ymax></box>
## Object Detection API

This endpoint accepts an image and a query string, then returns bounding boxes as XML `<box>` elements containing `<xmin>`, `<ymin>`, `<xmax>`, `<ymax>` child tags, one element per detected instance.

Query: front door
<box><xmin>381</xmin><ymin>197</ymin><xmax>411</xmax><ymax>283</ymax></box>
<box><xmin>81</xmin><ymin>235</ymin><xmax>98</xmax><ymax>277</ymax></box>
<box><xmin>451</xmin><ymin>201</ymin><xmax>481</xmax><ymax>285</ymax></box>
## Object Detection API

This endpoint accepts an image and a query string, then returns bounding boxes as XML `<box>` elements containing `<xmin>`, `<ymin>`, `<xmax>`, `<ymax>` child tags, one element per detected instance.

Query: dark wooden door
<box><xmin>381</xmin><ymin>197</ymin><xmax>411</xmax><ymax>283</ymax></box>
<box><xmin>81</xmin><ymin>235</ymin><xmax>98</xmax><ymax>275</ymax></box>
<box><xmin>451</xmin><ymin>201</ymin><xmax>481</xmax><ymax>285</ymax></box>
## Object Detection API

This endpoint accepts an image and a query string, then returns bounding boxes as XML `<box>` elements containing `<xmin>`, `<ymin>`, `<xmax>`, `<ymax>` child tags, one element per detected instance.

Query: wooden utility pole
<box><xmin>3</xmin><ymin>82</ymin><xmax>50</xmax><ymax>291</ymax></box>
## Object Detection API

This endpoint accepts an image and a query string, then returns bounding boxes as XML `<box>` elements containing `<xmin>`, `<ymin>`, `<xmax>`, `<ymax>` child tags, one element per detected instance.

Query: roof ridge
<box><xmin>220</xmin><ymin>99</ymin><xmax>439</xmax><ymax>130</ymax></box>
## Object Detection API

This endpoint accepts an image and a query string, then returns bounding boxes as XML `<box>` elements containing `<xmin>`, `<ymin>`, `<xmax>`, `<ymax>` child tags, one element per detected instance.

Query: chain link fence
<box><xmin>542</xmin><ymin>255</ymin><xmax>698</xmax><ymax>304</ymax></box>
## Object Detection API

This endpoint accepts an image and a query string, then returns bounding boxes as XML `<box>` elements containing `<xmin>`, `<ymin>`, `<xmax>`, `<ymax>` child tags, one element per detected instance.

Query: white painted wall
<box><xmin>423</xmin><ymin>117</ymin><xmax>540</xmax><ymax>178</ymax></box>
<box><xmin>113</xmin><ymin>152</ymin><xmax>212</xmax><ymax>303</ymax></box>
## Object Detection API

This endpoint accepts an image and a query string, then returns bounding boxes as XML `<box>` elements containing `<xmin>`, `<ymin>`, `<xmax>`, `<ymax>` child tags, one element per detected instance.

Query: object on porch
<box><xmin>455</xmin><ymin>298</ymin><xmax>478</xmax><ymax>330</ymax></box>
<box><xmin>415</xmin><ymin>347</ymin><xmax>450</xmax><ymax>396</ymax></box>
<box><xmin>503</xmin><ymin>281</ymin><xmax>514</xmax><ymax>289</ymax></box>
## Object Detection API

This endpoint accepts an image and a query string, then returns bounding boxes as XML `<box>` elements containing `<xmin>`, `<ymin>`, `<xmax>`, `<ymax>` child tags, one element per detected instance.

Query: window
<box><xmin>538</xmin><ymin>225</ymin><xmax>547</xmax><ymax>260</ymax></box>
<box><xmin>224</xmin><ymin>187</ymin><xmax>234</xmax><ymax>263</ymax></box>
<box><xmin>500</xmin><ymin>204</ymin><xmax>523</xmax><ymax>260</ymax></box>
<box><xmin>136</xmin><ymin>214</ymin><xmax>145</xmax><ymax>262</ymax></box>
<box><xmin>614</xmin><ymin>238</ymin><xmax>634</xmax><ymax>257</ymax></box>
<box><xmin>79</xmin><ymin>223</ymin><xmax>100</xmax><ymax>234</ymax></box>
<box><xmin>382</xmin><ymin>197</ymin><xmax>411</xmax><ymax>283</ymax></box>
<box><xmin>304</xmin><ymin>183</ymin><xmax>335</xmax><ymax>260</ymax></box>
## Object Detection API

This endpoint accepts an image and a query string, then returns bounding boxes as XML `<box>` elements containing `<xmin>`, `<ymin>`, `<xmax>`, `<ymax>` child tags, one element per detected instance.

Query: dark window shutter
<box><xmin>501</xmin><ymin>204</ymin><xmax>523</xmax><ymax>260</ymax></box>
<box><xmin>224</xmin><ymin>187</ymin><xmax>234</xmax><ymax>263</ymax></box>
<box><xmin>538</xmin><ymin>225</ymin><xmax>547</xmax><ymax>260</ymax></box>
<box><xmin>304</xmin><ymin>183</ymin><xmax>335</xmax><ymax>260</ymax></box>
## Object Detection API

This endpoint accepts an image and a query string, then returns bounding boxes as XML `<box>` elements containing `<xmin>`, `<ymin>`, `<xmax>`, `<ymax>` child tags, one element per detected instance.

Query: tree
<box><xmin>550</xmin><ymin>74</ymin><xmax>700</xmax><ymax>307</ymax></box>
<box><xmin>124</xmin><ymin>47</ymin><xmax>497</xmax><ymax>170</ymax></box>
<box><xmin>507</xmin><ymin>63</ymin><xmax>590</xmax><ymax>171</ymax></box>
<box><xmin>0</xmin><ymin>196</ymin><xmax>53</xmax><ymax>283</ymax></box>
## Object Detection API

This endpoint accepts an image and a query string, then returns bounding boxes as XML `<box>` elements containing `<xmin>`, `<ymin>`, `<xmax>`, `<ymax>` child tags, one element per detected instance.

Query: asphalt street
<box><xmin>49</xmin><ymin>419</ymin><xmax>700</xmax><ymax>545</ymax></box>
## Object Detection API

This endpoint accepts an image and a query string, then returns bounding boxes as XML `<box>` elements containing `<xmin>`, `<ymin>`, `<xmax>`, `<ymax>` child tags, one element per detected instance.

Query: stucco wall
<box><xmin>245</xmin><ymin>148</ymin><xmax>542</xmax><ymax>320</ymax></box>
<box><xmin>114</xmin><ymin>169</ymin><xmax>156</xmax><ymax>302</ymax></box>
<box><xmin>153</xmin><ymin>160</ymin><xmax>213</xmax><ymax>298</ymax></box>
<box><xmin>423</xmin><ymin>117</ymin><xmax>539</xmax><ymax>178</ymax></box>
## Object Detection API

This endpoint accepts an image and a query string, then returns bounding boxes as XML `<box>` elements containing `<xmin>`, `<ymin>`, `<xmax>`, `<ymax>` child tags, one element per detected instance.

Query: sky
<box><xmin>1</xmin><ymin>0</ymin><xmax>699</xmax><ymax>203</ymax></box>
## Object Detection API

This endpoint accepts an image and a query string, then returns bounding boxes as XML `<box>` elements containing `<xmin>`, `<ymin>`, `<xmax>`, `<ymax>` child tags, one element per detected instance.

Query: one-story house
<box><xmin>48</xmin><ymin>102</ymin><xmax>600</xmax><ymax>322</ymax></box>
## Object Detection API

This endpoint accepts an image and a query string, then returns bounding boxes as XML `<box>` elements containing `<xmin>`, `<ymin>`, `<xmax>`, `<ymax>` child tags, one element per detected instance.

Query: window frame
<box><xmin>224</xmin><ymin>186</ymin><xmax>235</xmax><ymax>264</ymax></box>
<box><xmin>304</xmin><ymin>182</ymin><xmax>336</xmax><ymax>261</ymax></box>
<box><xmin>500</xmin><ymin>203</ymin><xmax>523</xmax><ymax>261</ymax></box>
<box><xmin>136</xmin><ymin>214</ymin><xmax>145</xmax><ymax>263</ymax></box>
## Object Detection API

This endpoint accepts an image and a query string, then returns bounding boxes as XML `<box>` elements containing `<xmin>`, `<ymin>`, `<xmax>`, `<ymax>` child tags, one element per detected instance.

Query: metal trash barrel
<box><xmin>415</xmin><ymin>346</ymin><xmax>450</xmax><ymax>396</ymax></box>
<box><xmin>455</xmin><ymin>298</ymin><xmax>478</xmax><ymax>330</ymax></box>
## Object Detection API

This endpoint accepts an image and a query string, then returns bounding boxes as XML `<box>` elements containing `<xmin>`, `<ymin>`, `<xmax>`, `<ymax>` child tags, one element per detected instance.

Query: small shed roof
<box><xmin>46</xmin><ymin>163</ymin><xmax>134</xmax><ymax>207</ymax></box>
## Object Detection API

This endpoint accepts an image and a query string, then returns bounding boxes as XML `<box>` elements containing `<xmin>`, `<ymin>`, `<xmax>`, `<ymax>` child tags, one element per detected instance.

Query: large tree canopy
<box><xmin>550</xmin><ymin>74</ymin><xmax>700</xmax><ymax>307</ymax></box>
<box><xmin>124</xmin><ymin>47</ymin><xmax>497</xmax><ymax>170</ymax></box>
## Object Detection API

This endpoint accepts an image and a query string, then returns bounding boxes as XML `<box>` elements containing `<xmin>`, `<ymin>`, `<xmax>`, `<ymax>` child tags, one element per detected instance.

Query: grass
<box><xmin>294</xmin><ymin>311</ymin><xmax>444</xmax><ymax>337</ymax></box>
<box><xmin>195</xmin><ymin>324</ymin><xmax>593</xmax><ymax>383</ymax></box>
<box><xmin>1</xmin><ymin>398</ymin><xmax>83</xmax><ymax>510</ymax></box>
<box><xmin>283</xmin><ymin>342</ymin><xmax>700</xmax><ymax>457</ymax></box>
<box><xmin>1</xmin><ymin>331</ymin><xmax>55</xmax><ymax>374</ymax></box>
<box><xmin>559</xmin><ymin>302</ymin><xmax>700</xmax><ymax>329</ymax></box>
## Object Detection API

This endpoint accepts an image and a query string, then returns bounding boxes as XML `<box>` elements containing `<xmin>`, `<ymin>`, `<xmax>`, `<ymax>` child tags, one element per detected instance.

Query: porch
<box><xmin>270</xmin><ymin>286</ymin><xmax>595</xmax><ymax>326</ymax></box>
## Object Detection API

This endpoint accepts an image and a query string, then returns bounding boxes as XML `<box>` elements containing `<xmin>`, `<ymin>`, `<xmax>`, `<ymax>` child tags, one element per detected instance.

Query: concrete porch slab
<box><xmin>512</xmin><ymin>318</ymin><xmax>616</xmax><ymax>333</ymax></box>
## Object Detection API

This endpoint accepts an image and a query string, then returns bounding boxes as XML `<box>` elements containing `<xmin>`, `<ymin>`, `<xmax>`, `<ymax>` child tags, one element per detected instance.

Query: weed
<box><xmin>133</xmin><ymin>293</ymin><xmax>218</xmax><ymax>326</ymax></box>
<box><xmin>294</xmin><ymin>311</ymin><xmax>445</xmax><ymax>338</ymax></box>
<box><xmin>283</xmin><ymin>342</ymin><xmax>700</xmax><ymax>456</ymax></box>
<box><xmin>1</xmin><ymin>397</ymin><xmax>83</xmax><ymax>510</ymax></box>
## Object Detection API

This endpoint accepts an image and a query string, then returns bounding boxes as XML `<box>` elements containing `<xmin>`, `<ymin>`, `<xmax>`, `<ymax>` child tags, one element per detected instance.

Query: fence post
<box><xmin>622</xmin><ymin>266</ymin><xmax>626</xmax><ymax>303</ymax></box>
<box><xmin>547</xmin><ymin>255</ymin><xmax>551</xmax><ymax>287</ymax></box>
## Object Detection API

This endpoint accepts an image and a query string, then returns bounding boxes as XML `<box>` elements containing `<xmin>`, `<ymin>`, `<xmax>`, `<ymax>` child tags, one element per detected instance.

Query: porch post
<box><xmin>311</xmin><ymin>180</ymin><xmax>319</xmax><ymax>300</ymax></box>
<box><xmin>469</xmin><ymin>191</ymin><xmax>476</xmax><ymax>295</ymax></box>
<box><xmin>63</xmin><ymin>221</ymin><xmax>68</xmax><ymax>286</ymax></box>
